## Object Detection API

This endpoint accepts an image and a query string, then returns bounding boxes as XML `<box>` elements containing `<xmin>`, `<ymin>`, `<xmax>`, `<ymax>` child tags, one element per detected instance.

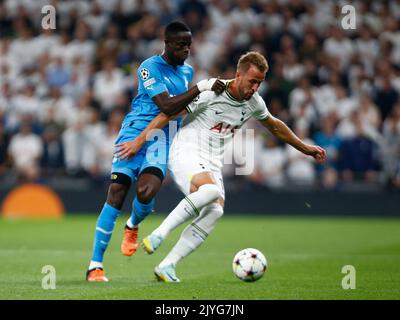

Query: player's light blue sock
<box><xmin>91</xmin><ymin>203</ymin><xmax>120</xmax><ymax>263</ymax></box>
<box><xmin>129</xmin><ymin>197</ymin><xmax>155</xmax><ymax>226</ymax></box>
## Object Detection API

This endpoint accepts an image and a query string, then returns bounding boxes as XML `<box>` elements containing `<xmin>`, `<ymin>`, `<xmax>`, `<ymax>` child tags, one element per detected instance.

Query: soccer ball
<box><xmin>232</xmin><ymin>248</ymin><xmax>267</xmax><ymax>282</ymax></box>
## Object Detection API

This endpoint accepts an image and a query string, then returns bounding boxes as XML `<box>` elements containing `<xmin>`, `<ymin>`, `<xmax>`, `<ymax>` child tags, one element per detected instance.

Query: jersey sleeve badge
<box><xmin>140</xmin><ymin>68</ymin><xmax>150</xmax><ymax>80</ymax></box>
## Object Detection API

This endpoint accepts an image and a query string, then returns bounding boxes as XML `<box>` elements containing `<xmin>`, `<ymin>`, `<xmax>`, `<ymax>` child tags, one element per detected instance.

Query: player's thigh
<box><xmin>168</xmin><ymin>150</ymin><xmax>210</xmax><ymax>196</ymax></box>
<box><xmin>138</xmin><ymin>144</ymin><xmax>168</xmax><ymax>201</ymax></box>
<box><xmin>111</xmin><ymin>139</ymin><xmax>145</xmax><ymax>181</ymax></box>
<box><xmin>142</xmin><ymin>130</ymin><xmax>169</xmax><ymax>172</ymax></box>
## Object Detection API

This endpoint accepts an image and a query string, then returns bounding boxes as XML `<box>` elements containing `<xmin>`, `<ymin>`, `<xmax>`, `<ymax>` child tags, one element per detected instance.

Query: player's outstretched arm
<box><xmin>261</xmin><ymin>115</ymin><xmax>327</xmax><ymax>163</ymax></box>
<box><xmin>115</xmin><ymin>112</ymin><xmax>173</xmax><ymax>160</ymax></box>
<box><xmin>153</xmin><ymin>78</ymin><xmax>225</xmax><ymax>116</ymax></box>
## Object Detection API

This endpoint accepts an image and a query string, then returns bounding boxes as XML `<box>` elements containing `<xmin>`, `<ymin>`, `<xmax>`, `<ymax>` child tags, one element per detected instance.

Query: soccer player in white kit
<box><xmin>116</xmin><ymin>52</ymin><xmax>327</xmax><ymax>282</ymax></box>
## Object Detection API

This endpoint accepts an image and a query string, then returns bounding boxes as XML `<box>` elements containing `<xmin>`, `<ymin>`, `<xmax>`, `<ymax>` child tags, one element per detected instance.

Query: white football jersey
<box><xmin>171</xmin><ymin>80</ymin><xmax>270</xmax><ymax>170</ymax></box>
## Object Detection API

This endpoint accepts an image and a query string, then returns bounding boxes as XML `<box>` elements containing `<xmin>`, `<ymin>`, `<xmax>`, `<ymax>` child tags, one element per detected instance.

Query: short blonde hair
<box><xmin>237</xmin><ymin>51</ymin><xmax>269</xmax><ymax>73</ymax></box>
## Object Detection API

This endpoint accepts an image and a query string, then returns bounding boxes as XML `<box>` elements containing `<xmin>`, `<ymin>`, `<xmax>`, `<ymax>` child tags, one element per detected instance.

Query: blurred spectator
<box><xmin>46</xmin><ymin>56</ymin><xmax>71</xmax><ymax>88</ymax></box>
<box><xmin>34</xmin><ymin>28</ymin><xmax>59</xmax><ymax>58</ymax></box>
<box><xmin>0</xmin><ymin>83</ymin><xmax>12</xmax><ymax>120</ymax></box>
<box><xmin>96</xmin><ymin>23</ymin><xmax>122</xmax><ymax>63</ymax></box>
<box><xmin>85</xmin><ymin>1</ymin><xmax>110</xmax><ymax>39</ymax></box>
<box><xmin>93</xmin><ymin>60</ymin><xmax>125</xmax><ymax>115</ymax></box>
<box><xmin>355</xmin><ymin>28</ymin><xmax>379</xmax><ymax>77</ymax></box>
<box><xmin>41</xmin><ymin>125</ymin><xmax>65</xmax><ymax>177</ymax></box>
<box><xmin>259</xmin><ymin>1</ymin><xmax>283</xmax><ymax>35</ymax></box>
<box><xmin>282</xmin><ymin>50</ymin><xmax>304</xmax><ymax>82</ymax></box>
<box><xmin>334</xmin><ymin>85</ymin><xmax>359</xmax><ymax>120</ymax></box>
<box><xmin>298</xmin><ymin>32</ymin><xmax>321</xmax><ymax>63</ymax></box>
<box><xmin>0</xmin><ymin>2</ymin><xmax>13</xmax><ymax>37</ymax></box>
<box><xmin>179</xmin><ymin>0</ymin><xmax>208</xmax><ymax>35</ymax></box>
<box><xmin>340</xmin><ymin>116</ymin><xmax>379</xmax><ymax>184</ymax></box>
<box><xmin>84</xmin><ymin>109</ymin><xmax>123</xmax><ymax>180</ymax></box>
<box><xmin>265</xmin><ymin>61</ymin><xmax>294</xmax><ymax>109</ymax></box>
<box><xmin>379</xmin><ymin>16</ymin><xmax>400</xmax><ymax>66</ymax></box>
<box><xmin>286</xmin><ymin>125</ymin><xmax>316</xmax><ymax>186</ymax></box>
<box><xmin>7</xmin><ymin>121</ymin><xmax>43</xmax><ymax>182</ymax></box>
<box><xmin>40</xmin><ymin>86</ymin><xmax>75</xmax><ymax>128</ymax></box>
<box><xmin>358</xmin><ymin>94</ymin><xmax>381</xmax><ymax>131</ymax></box>
<box><xmin>313</xmin><ymin>114</ymin><xmax>342</xmax><ymax>189</ymax></box>
<box><xmin>250</xmin><ymin>134</ymin><xmax>286</xmax><ymax>189</ymax></box>
<box><xmin>323</xmin><ymin>26</ymin><xmax>354</xmax><ymax>70</ymax></box>
<box><xmin>336</xmin><ymin>110</ymin><xmax>379</xmax><ymax>143</ymax></box>
<box><xmin>62</xmin><ymin>118</ymin><xmax>90</xmax><ymax>177</ymax></box>
<box><xmin>374</xmin><ymin>76</ymin><xmax>399</xmax><ymax>121</ymax></box>
<box><xmin>10</xmin><ymin>85</ymin><xmax>40</xmax><ymax>127</ymax></box>
<box><xmin>9</xmin><ymin>25</ymin><xmax>36</xmax><ymax>72</ymax></box>
<box><xmin>289</xmin><ymin>77</ymin><xmax>319</xmax><ymax>130</ymax></box>
<box><xmin>381</xmin><ymin>103</ymin><xmax>400</xmax><ymax>188</ymax></box>
<box><xmin>66</xmin><ymin>21</ymin><xmax>95</xmax><ymax>65</ymax></box>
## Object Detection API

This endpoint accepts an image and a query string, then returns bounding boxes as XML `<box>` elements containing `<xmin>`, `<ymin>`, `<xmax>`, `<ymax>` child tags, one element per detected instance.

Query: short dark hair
<box><xmin>237</xmin><ymin>51</ymin><xmax>269</xmax><ymax>73</ymax></box>
<box><xmin>164</xmin><ymin>21</ymin><xmax>191</xmax><ymax>38</ymax></box>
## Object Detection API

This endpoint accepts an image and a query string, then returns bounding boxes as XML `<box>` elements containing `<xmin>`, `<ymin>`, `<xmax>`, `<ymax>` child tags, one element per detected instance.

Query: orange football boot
<box><xmin>121</xmin><ymin>226</ymin><xmax>139</xmax><ymax>256</ymax></box>
<box><xmin>86</xmin><ymin>268</ymin><xmax>109</xmax><ymax>282</ymax></box>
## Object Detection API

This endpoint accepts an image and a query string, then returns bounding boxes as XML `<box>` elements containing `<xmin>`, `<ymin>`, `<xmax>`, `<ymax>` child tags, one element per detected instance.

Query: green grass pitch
<box><xmin>0</xmin><ymin>214</ymin><xmax>399</xmax><ymax>300</ymax></box>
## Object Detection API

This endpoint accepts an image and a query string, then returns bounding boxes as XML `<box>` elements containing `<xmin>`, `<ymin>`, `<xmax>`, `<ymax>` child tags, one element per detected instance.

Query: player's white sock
<box><xmin>125</xmin><ymin>218</ymin><xmax>138</xmax><ymax>229</ymax></box>
<box><xmin>158</xmin><ymin>203</ymin><xmax>223</xmax><ymax>268</ymax></box>
<box><xmin>153</xmin><ymin>184</ymin><xmax>221</xmax><ymax>239</ymax></box>
<box><xmin>89</xmin><ymin>261</ymin><xmax>104</xmax><ymax>270</ymax></box>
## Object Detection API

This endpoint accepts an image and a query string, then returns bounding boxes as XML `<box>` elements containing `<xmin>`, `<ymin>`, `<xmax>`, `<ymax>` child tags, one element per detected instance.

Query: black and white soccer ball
<box><xmin>232</xmin><ymin>248</ymin><xmax>267</xmax><ymax>282</ymax></box>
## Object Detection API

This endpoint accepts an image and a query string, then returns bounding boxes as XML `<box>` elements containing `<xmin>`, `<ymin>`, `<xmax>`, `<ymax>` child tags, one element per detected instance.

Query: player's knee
<box><xmin>209</xmin><ymin>203</ymin><xmax>224</xmax><ymax>221</ymax></box>
<box><xmin>198</xmin><ymin>184</ymin><xmax>222</xmax><ymax>203</ymax></box>
<box><xmin>106</xmin><ymin>184</ymin><xmax>128</xmax><ymax>210</ymax></box>
<box><xmin>137</xmin><ymin>184</ymin><xmax>158</xmax><ymax>204</ymax></box>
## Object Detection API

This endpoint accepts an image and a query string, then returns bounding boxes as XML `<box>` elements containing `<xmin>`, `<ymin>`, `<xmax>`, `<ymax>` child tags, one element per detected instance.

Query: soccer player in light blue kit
<box><xmin>86</xmin><ymin>21</ymin><xmax>225</xmax><ymax>282</ymax></box>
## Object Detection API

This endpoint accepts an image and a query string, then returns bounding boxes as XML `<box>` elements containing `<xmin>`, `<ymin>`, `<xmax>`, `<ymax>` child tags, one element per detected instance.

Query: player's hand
<box><xmin>304</xmin><ymin>145</ymin><xmax>327</xmax><ymax>164</ymax></box>
<box><xmin>211</xmin><ymin>77</ymin><xmax>226</xmax><ymax>95</ymax></box>
<box><xmin>196</xmin><ymin>78</ymin><xmax>221</xmax><ymax>92</ymax></box>
<box><xmin>114</xmin><ymin>139</ymin><xmax>143</xmax><ymax>161</ymax></box>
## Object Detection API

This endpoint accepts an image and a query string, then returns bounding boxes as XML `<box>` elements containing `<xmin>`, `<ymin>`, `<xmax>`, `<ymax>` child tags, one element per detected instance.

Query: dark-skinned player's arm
<box><xmin>153</xmin><ymin>78</ymin><xmax>225</xmax><ymax>116</ymax></box>
<box><xmin>115</xmin><ymin>78</ymin><xmax>225</xmax><ymax>160</ymax></box>
<box><xmin>260</xmin><ymin>115</ymin><xmax>327</xmax><ymax>163</ymax></box>
<box><xmin>115</xmin><ymin>110</ymin><xmax>185</xmax><ymax>160</ymax></box>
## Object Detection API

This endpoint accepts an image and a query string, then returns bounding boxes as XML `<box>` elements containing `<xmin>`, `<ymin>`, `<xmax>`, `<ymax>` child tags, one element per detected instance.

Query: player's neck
<box><xmin>227</xmin><ymin>80</ymin><xmax>243</xmax><ymax>101</ymax></box>
<box><xmin>161</xmin><ymin>53</ymin><xmax>178</xmax><ymax>67</ymax></box>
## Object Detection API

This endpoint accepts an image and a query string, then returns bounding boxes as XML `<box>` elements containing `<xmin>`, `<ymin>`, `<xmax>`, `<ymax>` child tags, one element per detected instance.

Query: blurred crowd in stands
<box><xmin>0</xmin><ymin>0</ymin><xmax>400</xmax><ymax>191</ymax></box>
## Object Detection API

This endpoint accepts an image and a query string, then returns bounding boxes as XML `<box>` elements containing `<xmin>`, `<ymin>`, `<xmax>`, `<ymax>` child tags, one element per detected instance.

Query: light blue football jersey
<box><xmin>122</xmin><ymin>55</ymin><xmax>194</xmax><ymax>137</ymax></box>
<box><xmin>112</xmin><ymin>55</ymin><xmax>193</xmax><ymax>180</ymax></box>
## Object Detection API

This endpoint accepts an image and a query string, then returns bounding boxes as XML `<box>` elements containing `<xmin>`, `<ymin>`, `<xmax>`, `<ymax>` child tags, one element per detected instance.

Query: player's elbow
<box><xmin>267</xmin><ymin>122</ymin><xmax>280</xmax><ymax>137</ymax></box>
<box><xmin>157</xmin><ymin>103</ymin><xmax>175</xmax><ymax>116</ymax></box>
<box><xmin>267</xmin><ymin>118</ymin><xmax>284</xmax><ymax>137</ymax></box>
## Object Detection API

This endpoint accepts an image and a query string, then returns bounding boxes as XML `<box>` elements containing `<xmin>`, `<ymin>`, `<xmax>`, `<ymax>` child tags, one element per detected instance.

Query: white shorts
<box><xmin>168</xmin><ymin>140</ymin><xmax>225</xmax><ymax>198</ymax></box>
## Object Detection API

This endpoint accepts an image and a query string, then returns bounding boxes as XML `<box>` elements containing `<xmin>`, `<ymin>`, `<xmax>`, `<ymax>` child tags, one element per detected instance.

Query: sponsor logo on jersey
<box><xmin>144</xmin><ymin>77</ymin><xmax>156</xmax><ymax>88</ymax></box>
